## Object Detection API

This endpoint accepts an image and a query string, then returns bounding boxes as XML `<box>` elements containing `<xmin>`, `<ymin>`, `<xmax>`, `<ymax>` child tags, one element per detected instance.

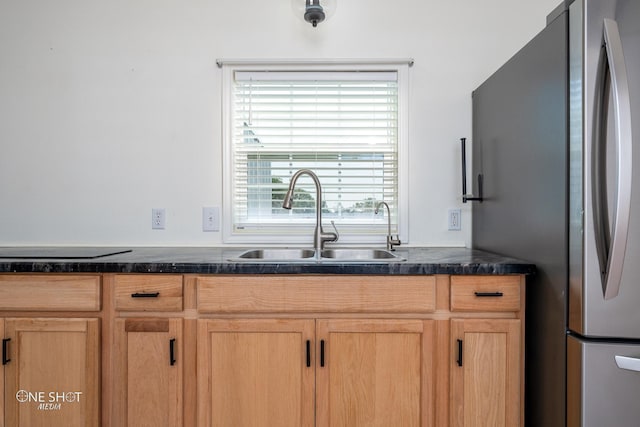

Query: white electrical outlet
<box><xmin>448</xmin><ymin>209</ymin><xmax>462</xmax><ymax>231</ymax></box>
<box><xmin>202</xmin><ymin>207</ymin><xmax>220</xmax><ymax>232</ymax></box>
<box><xmin>152</xmin><ymin>208</ymin><xmax>166</xmax><ymax>230</ymax></box>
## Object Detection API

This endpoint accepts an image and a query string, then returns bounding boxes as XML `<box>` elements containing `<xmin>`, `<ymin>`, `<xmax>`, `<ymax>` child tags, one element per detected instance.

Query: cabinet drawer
<box><xmin>197</xmin><ymin>275</ymin><xmax>435</xmax><ymax>314</ymax></box>
<box><xmin>450</xmin><ymin>276</ymin><xmax>521</xmax><ymax>312</ymax></box>
<box><xmin>114</xmin><ymin>275</ymin><xmax>183</xmax><ymax>311</ymax></box>
<box><xmin>0</xmin><ymin>275</ymin><xmax>101</xmax><ymax>311</ymax></box>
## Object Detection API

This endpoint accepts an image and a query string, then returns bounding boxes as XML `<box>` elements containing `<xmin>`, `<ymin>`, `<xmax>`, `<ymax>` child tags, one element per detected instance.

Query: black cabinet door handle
<box><xmin>169</xmin><ymin>338</ymin><xmax>176</xmax><ymax>366</ymax></box>
<box><xmin>306</xmin><ymin>340</ymin><xmax>311</xmax><ymax>367</ymax></box>
<box><xmin>474</xmin><ymin>291</ymin><xmax>504</xmax><ymax>297</ymax></box>
<box><xmin>320</xmin><ymin>340</ymin><xmax>325</xmax><ymax>367</ymax></box>
<box><xmin>131</xmin><ymin>292</ymin><xmax>160</xmax><ymax>298</ymax></box>
<box><xmin>2</xmin><ymin>338</ymin><xmax>10</xmax><ymax>365</ymax></box>
<box><xmin>457</xmin><ymin>339</ymin><xmax>463</xmax><ymax>367</ymax></box>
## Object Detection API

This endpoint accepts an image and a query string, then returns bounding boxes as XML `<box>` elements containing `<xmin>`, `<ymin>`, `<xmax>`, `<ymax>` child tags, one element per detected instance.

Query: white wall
<box><xmin>0</xmin><ymin>0</ymin><xmax>560</xmax><ymax>246</ymax></box>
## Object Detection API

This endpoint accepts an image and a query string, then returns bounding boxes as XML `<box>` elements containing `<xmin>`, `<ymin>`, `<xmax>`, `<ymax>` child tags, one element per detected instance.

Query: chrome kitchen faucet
<box><xmin>282</xmin><ymin>169</ymin><xmax>338</xmax><ymax>252</ymax></box>
<box><xmin>375</xmin><ymin>201</ymin><xmax>401</xmax><ymax>251</ymax></box>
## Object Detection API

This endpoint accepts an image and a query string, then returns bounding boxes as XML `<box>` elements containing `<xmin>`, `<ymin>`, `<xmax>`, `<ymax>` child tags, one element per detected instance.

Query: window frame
<box><xmin>221</xmin><ymin>60</ymin><xmax>409</xmax><ymax>245</ymax></box>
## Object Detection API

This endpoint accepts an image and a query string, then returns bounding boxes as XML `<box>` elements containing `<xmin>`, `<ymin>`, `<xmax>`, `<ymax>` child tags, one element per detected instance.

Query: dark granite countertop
<box><xmin>0</xmin><ymin>247</ymin><xmax>535</xmax><ymax>275</ymax></box>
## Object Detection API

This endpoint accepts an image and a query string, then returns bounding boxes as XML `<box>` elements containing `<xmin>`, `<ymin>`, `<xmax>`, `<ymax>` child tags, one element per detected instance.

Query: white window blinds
<box><xmin>224</xmin><ymin>65</ymin><xmax>406</xmax><ymax>243</ymax></box>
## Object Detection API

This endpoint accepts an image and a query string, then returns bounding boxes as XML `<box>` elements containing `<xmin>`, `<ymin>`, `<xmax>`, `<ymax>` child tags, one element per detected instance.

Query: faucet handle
<box><xmin>388</xmin><ymin>235</ymin><xmax>401</xmax><ymax>251</ymax></box>
<box><xmin>319</xmin><ymin>220</ymin><xmax>339</xmax><ymax>250</ymax></box>
<box><xmin>329</xmin><ymin>220</ymin><xmax>339</xmax><ymax>242</ymax></box>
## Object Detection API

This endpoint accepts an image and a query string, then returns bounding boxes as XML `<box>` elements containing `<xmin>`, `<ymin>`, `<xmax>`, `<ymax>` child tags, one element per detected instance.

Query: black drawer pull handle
<box><xmin>306</xmin><ymin>340</ymin><xmax>311</xmax><ymax>367</ymax></box>
<box><xmin>169</xmin><ymin>338</ymin><xmax>176</xmax><ymax>366</ymax></box>
<box><xmin>2</xmin><ymin>338</ymin><xmax>11</xmax><ymax>365</ymax></box>
<box><xmin>320</xmin><ymin>340</ymin><xmax>325</xmax><ymax>367</ymax></box>
<box><xmin>474</xmin><ymin>291</ymin><xmax>504</xmax><ymax>297</ymax></box>
<box><xmin>131</xmin><ymin>292</ymin><xmax>160</xmax><ymax>298</ymax></box>
<box><xmin>457</xmin><ymin>339</ymin><xmax>463</xmax><ymax>367</ymax></box>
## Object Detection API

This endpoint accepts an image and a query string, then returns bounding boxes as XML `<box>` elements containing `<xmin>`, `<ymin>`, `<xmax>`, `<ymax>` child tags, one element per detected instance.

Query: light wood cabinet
<box><xmin>197</xmin><ymin>319</ymin><xmax>315</xmax><ymax>427</ymax></box>
<box><xmin>196</xmin><ymin>276</ymin><xmax>438</xmax><ymax>427</ymax></box>
<box><xmin>450</xmin><ymin>319</ymin><xmax>521</xmax><ymax>427</ymax></box>
<box><xmin>317</xmin><ymin>319</ymin><xmax>434</xmax><ymax>427</ymax></box>
<box><xmin>108</xmin><ymin>274</ymin><xmax>187</xmax><ymax>427</ymax></box>
<box><xmin>0</xmin><ymin>319</ymin><xmax>4</xmax><ymax>427</ymax></box>
<box><xmin>0</xmin><ymin>272</ymin><xmax>525</xmax><ymax>426</ymax></box>
<box><xmin>113</xmin><ymin>318</ymin><xmax>183</xmax><ymax>427</ymax></box>
<box><xmin>193</xmin><ymin>274</ymin><xmax>525</xmax><ymax>427</ymax></box>
<box><xmin>114</xmin><ymin>275</ymin><xmax>183</xmax><ymax>312</ymax></box>
<box><xmin>0</xmin><ymin>275</ymin><xmax>102</xmax><ymax>427</ymax></box>
<box><xmin>3</xmin><ymin>318</ymin><xmax>100</xmax><ymax>427</ymax></box>
<box><xmin>197</xmin><ymin>275</ymin><xmax>436</xmax><ymax>314</ymax></box>
<box><xmin>0</xmin><ymin>275</ymin><xmax>100</xmax><ymax>311</ymax></box>
<box><xmin>450</xmin><ymin>276</ymin><xmax>521</xmax><ymax>312</ymax></box>
<box><xmin>448</xmin><ymin>275</ymin><xmax>524</xmax><ymax>427</ymax></box>
<box><xmin>197</xmin><ymin>317</ymin><xmax>434</xmax><ymax>427</ymax></box>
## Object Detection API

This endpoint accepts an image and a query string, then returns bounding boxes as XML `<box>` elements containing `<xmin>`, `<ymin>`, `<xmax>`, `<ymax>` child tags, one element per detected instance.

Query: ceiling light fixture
<box><xmin>292</xmin><ymin>0</ymin><xmax>336</xmax><ymax>28</ymax></box>
<box><xmin>305</xmin><ymin>0</ymin><xmax>324</xmax><ymax>27</ymax></box>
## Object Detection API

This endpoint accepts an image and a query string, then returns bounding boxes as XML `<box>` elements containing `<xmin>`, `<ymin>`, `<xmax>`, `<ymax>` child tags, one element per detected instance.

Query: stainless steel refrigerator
<box><xmin>471</xmin><ymin>0</ymin><xmax>640</xmax><ymax>426</ymax></box>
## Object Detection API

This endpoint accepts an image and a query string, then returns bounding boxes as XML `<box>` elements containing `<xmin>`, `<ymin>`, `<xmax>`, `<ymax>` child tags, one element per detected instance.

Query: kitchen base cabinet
<box><xmin>195</xmin><ymin>276</ymin><xmax>440</xmax><ymax>427</ymax></box>
<box><xmin>450</xmin><ymin>319</ymin><xmax>521</xmax><ymax>427</ymax></box>
<box><xmin>317</xmin><ymin>319</ymin><xmax>434</xmax><ymax>427</ymax></box>
<box><xmin>197</xmin><ymin>319</ymin><xmax>315</xmax><ymax>427</ymax></box>
<box><xmin>194</xmin><ymin>274</ymin><xmax>527</xmax><ymax>426</ymax></box>
<box><xmin>3</xmin><ymin>318</ymin><xmax>100</xmax><ymax>427</ymax></box>
<box><xmin>0</xmin><ymin>273</ymin><xmax>524</xmax><ymax>426</ymax></box>
<box><xmin>112</xmin><ymin>318</ymin><xmax>183</xmax><ymax>427</ymax></box>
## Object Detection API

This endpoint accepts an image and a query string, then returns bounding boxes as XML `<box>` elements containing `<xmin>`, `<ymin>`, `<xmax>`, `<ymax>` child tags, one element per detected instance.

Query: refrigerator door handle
<box><xmin>593</xmin><ymin>19</ymin><xmax>633</xmax><ymax>300</ymax></box>
<box><xmin>615</xmin><ymin>355</ymin><xmax>640</xmax><ymax>373</ymax></box>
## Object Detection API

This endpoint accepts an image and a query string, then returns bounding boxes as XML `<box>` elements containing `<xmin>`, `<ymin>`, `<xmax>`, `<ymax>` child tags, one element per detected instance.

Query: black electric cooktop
<box><xmin>0</xmin><ymin>248</ymin><xmax>132</xmax><ymax>259</ymax></box>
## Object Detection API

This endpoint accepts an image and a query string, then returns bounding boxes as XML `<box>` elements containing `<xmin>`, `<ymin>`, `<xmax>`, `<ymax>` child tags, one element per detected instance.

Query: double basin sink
<box><xmin>230</xmin><ymin>248</ymin><xmax>405</xmax><ymax>263</ymax></box>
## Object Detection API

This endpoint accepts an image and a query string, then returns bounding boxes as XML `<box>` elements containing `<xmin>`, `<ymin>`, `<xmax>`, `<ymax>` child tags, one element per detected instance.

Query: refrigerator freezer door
<box><xmin>567</xmin><ymin>335</ymin><xmax>640</xmax><ymax>427</ymax></box>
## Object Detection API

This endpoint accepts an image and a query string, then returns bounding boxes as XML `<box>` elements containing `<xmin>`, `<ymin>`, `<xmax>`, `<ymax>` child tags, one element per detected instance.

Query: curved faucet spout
<box><xmin>282</xmin><ymin>169</ymin><xmax>338</xmax><ymax>251</ymax></box>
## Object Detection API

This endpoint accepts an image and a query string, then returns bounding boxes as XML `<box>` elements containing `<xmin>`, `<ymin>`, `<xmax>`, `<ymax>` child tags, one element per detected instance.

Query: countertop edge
<box><xmin>0</xmin><ymin>247</ymin><xmax>536</xmax><ymax>275</ymax></box>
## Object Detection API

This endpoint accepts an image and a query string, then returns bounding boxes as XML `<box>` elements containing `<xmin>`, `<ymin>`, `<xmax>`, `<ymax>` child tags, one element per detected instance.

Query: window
<box><xmin>221</xmin><ymin>61</ymin><xmax>409</xmax><ymax>244</ymax></box>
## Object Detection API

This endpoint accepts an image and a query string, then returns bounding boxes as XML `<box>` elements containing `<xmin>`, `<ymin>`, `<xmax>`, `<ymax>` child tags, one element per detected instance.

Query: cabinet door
<box><xmin>3</xmin><ymin>318</ymin><xmax>100</xmax><ymax>427</ymax></box>
<box><xmin>0</xmin><ymin>318</ymin><xmax>4</xmax><ymax>427</ymax></box>
<box><xmin>450</xmin><ymin>319</ymin><xmax>521</xmax><ymax>427</ymax></box>
<box><xmin>197</xmin><ymin>319</ymin><xmax>315</xmax><ymax>427</ymax></box>
<box><xmin>316</xmin><ymin>319</ymin><xmax>434</xmax><ymax>427</ymax></box>
<box><xmin>113</xmin><ymin>318</ymin><xmax>183</xmax><ymax>427</ymax></box>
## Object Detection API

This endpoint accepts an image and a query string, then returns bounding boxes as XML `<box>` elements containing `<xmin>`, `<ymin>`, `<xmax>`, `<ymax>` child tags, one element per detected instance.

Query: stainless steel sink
<box><xmin>320</xmin><ymin>248</ymin><xmax>405</xmax><ymax>262</ymax></box>
<box><xmin>232</xmin><ymin>248</ymin><xmax>316</xmax><ymax>262</ymax></box>
<box><xmin>230</xmin><ymin>248</ymin><xmax>406</xmax><ymax>263</ymax></box>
